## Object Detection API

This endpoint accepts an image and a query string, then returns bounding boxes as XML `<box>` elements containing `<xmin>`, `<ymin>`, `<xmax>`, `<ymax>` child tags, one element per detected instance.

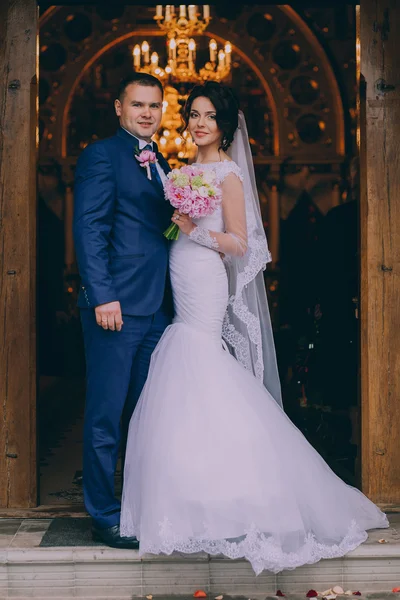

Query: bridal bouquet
<box><xmin>163</xmin><ymin>165</ymin><xmax>222</xmax><ymax>240</ymax></box>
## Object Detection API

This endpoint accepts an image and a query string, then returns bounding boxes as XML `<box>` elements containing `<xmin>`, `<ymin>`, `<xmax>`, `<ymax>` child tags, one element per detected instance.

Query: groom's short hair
<box><xmin>117</xmin><ymin>73</ymin><xmax>163</xmax><ymax>101</ymax></box>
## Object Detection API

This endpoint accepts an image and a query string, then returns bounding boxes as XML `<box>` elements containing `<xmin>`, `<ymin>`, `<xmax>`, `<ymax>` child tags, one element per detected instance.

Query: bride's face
<box><xmin>188</xmin><ymin>96</ymin><xmax>222</xmax><ymax>148</ymax></box>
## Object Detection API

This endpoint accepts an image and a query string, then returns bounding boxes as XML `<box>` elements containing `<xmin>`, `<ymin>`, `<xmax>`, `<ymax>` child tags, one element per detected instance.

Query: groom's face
<box><xmin>115</xmin><ymin>83</ymin><xmax>163</xmax><ymax>141</ymax></box>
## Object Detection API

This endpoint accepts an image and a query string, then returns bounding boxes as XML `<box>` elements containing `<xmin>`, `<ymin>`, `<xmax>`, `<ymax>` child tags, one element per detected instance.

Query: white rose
<box><xmin>198</xmin><ymin>186</ymin><xmax>209</xmax><ymax>198</ymax></box>
<box><xmin>202</xmin><ymin>170</ymin><xmax>216</xmax><ymax>184</ymax></box>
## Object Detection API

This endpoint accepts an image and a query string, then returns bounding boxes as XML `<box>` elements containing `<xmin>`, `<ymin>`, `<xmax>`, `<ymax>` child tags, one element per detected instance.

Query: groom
<box><xmin>73</xmin><ymin>73</ymin><xmax>173</xmax><ymax>548</ymax></box>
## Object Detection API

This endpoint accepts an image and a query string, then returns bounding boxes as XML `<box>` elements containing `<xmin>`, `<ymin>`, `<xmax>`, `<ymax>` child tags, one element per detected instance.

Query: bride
<box><xmin>120</xmin><ymin>81</ymin><xmax>388</xmax><ymax>575</ymax></box>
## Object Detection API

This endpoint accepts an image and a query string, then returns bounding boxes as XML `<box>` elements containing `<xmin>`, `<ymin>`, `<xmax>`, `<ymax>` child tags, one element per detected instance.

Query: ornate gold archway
<box><xmin>57</xmin><ymin>29</ymin><xmax>281</xmax><ymax>159</ymax></box>
<box><xmin>39</xmin><ymin>5</ymin><xmax>346</xmax><ymax>165</ymax></box>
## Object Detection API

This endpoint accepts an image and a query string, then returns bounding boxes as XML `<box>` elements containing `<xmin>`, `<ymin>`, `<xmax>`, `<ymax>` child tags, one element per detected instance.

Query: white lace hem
<box><xmin>121</xmin><ymin>518</ymin><xmax>370</xmax><ymax>575</ymax></box>
<box><xmin>222</xmin><ymin>231</ymin><xmax>271</xmax><ymax>382</ymax></box>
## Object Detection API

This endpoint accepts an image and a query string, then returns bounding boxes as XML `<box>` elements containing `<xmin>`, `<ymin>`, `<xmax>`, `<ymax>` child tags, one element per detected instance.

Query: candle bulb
<box><xmin>169</xmin><ymin>37</ymin><xmax>177</xmax><ymax>61</ymax></box>
<box><xmin>155</xmin><ymin>5</ymin><xmax>163</xmax><ymax>18</ymax></box>
<box><xmin>165</xmin><ymin>5</ymin><xmax>171</xmax><ymax>21</ymax></box>
<box><xmin>224</xmin><ymin>42</ymin><xmax>232</xmax><ymax>66</ymax></box>
<box><xmin>218</xmin><ymin>50</ymin><xmax>225</xmax><ymax>69</ymax></box>
<box><xmin>133</xmin><ymin>44</ymin><xmax>141</xmax><ymax>69</ymax></box>
<box><xmin>209</xmin><ymin>39</ymin><xmax>217</xmax><ymax>63</ymax></box>
<box><xmin>141</xmin><ymin>41</ymin><xmax>150</xmax><ymax>64</ymax></box>
<box><xmin>188</xmin><ymin>5</ymin><xmax>196</xmax><ymax>20</ymax></box>
<box><xmin>151</xmin><ymin>52</ymin><xmax>159</xmax><ymax>68</ymax></box>
<box><xmin>203</xmin><ymin>5</ymin><xmax>210</xmax><ymax>19</ymax></box>
<box><xmin>188</xmin><ymin>38</ymin><xmax>196</xmax><ymax>69</ymax></box>
<box><xmin>180</xmin><ymin>5</ymin><xmax>186</xmax><ymax>18</ymax></box>
<box><xmin>189</xmin><ymin>38</ymin><xmax>196</xmax><ymax>54</ymax></box>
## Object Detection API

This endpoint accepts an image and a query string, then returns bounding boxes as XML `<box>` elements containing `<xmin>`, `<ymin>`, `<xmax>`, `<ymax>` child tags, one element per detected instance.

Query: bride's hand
<box><xmin>172</xmin><ymin>210</ymin><xmax>196</xmax><ymax>236</ymax></box>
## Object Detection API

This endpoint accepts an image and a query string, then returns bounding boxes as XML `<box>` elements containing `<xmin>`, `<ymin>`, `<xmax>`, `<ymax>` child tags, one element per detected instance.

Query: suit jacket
<box><xmin>73</xmin><ymin>127</ymin><xmax>173</xmax><ymax>316</ymax></box>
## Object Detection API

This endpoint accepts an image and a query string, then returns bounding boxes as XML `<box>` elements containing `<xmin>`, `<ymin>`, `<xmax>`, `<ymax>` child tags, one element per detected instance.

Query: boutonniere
<box><xmin>135</xmin><ymin>149</ymin><xmax>158</xmax><ymax>180</ymax></box>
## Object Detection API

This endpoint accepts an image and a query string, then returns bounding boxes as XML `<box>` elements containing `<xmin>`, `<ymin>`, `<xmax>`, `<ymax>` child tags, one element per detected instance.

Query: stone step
<box><xmin>1</xmin><ymin>597</ymin><xmax>399</xmax><ymax>600</ymax></box>
<box><xmin>1</xmin><ymin>596</ymin><xmax>399</xmax><ymax>600</ymax></box>
<box><xmin>0</xmin><ymin>542</ymin><xmax>399</xmax><ymax>600</ymax></box>
<box><xmin>0</xmin><ymin>514</ymin><xmax>399</xmax><ymax>599</ymax></box>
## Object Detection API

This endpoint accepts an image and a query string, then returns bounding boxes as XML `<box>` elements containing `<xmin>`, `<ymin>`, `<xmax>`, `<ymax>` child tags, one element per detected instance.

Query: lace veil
<box><xmin>223</xmin><ymin>111</ymin><xmax>283</xmax><ymax>409</ymax></box>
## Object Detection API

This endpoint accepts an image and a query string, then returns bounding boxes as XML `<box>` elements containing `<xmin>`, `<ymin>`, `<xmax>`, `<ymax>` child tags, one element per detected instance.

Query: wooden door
<box><xmin>360</xmin><ymin>0</ymin><xmax>400</xmax><ymax>507</ymax></box>
<box><xmin>0</xmin><ymin>0</ymin><xmax>38</xmax><ymax>508</ymax></box>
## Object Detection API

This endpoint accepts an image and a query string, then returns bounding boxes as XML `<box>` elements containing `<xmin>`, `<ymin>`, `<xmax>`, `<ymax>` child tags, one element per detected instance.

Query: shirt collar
<box><xmin>121</xmin><ymin>127</ymin><xmax>153</xmax><ymax>150</ymax></box>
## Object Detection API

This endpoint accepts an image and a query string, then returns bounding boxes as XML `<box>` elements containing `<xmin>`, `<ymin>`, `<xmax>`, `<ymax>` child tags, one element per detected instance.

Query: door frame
<box><xmin>1</xmin><ymin>0</ymin><xmax>399</xmax><ymax>513</ymax></box>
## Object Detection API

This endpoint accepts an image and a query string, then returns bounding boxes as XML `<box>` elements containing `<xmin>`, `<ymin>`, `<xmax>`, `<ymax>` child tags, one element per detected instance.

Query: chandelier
<box><xmin>157</xmin><ymin>86</ymin><xmax>197</xmax><ymax>167</ymax></box>
<box><xmin>132</xmin><ymin>5</ymin><xmax>232</xmax><ymax>84</ymax></box>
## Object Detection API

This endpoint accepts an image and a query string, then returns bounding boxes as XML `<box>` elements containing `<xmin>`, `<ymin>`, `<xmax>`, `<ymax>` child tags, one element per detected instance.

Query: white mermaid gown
<box><xmin>121</xmin><ymin>161</ymin><xmax>388</xmax><ymax>575</ymax></box>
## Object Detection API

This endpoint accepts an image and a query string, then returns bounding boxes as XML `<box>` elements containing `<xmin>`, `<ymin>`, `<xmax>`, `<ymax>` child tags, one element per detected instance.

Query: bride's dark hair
<box><xmin>182</xmin><ymin>82</ymin><xmax>239</xmax><ymax>151</ymax></box>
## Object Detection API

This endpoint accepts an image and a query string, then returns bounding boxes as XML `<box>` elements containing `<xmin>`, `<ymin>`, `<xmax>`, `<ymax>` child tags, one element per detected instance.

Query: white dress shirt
<box><xmin>122</xmin><ymin>127</ymin><xmax>167</xmax><ymax>184</ymax></box>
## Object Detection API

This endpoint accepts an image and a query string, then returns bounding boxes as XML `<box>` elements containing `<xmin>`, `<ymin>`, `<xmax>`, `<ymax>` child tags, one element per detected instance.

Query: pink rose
<box><xmin>166</xmin><ymin>184</ymin><xmax>194</xmax><ymax>211</ymax></box>
<box><xmin>190</xmin><ymin>195</ymin><xmax>212</xmax><ymax>218</ymax></box>
<box><xmin>136</xmin><ymin>150</ymin><xmax>157</xmax><ymax>165</ymax></box>
<box><xmin>180</xmin><ymin>165</ymin><xmax>200</xmax><ymax>178</ymax></box>
<box><xmin>179</xmin><ymin>197</ymin><xmax>194</xmax><ymax>215</ymax></box>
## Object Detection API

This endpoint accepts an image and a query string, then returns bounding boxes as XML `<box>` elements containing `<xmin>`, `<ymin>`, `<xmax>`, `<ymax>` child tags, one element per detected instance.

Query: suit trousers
<box><xmin>80</xmin><ymin>305</ymin><xmax>171</xmax><ymax>529</ymax></box>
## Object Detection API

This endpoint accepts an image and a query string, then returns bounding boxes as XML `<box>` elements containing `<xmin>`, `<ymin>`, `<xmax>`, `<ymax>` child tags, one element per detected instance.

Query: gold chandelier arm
<box><xmin>133</xmin><ymin>5</ymin><xmax>232</xmax><ymax>86</ymax></box>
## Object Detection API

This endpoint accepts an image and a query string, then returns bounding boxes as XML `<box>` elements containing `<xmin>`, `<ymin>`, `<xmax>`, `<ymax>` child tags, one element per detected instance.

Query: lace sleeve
<box><xmin>188</xmin><ymin>170</ymin><xmax>248</xmax><ymax>257</ymax></box>
<box><xmin>188</xmin><ymin>227</ymin><xmax>220</xmax><ymax>250</ymax></box>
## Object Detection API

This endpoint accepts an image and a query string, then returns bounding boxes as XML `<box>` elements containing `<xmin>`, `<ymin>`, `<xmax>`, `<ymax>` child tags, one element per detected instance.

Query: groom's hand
<box><xmin>95</xmin><ymin>301</ymin><xmax>123</xmax><ymax>331</ymax></box>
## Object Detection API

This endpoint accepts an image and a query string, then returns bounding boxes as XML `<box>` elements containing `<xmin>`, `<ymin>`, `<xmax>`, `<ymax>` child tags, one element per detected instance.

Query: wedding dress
<box><xmin>120</xmin><ymin>158</ymin><xmax>388</xmax><ymax>575</ymax></box>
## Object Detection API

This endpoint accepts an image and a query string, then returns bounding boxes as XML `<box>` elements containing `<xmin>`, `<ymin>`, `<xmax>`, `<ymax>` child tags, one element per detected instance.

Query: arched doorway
<box><xmin>36</xmin><ymin>4</ymin><xmax>354</xmax><ymax>507</ymax></box>
<box><xmin>1</xmin><ymin>0</ymin><xmax>399</xmax><ymax>514</ymax></box>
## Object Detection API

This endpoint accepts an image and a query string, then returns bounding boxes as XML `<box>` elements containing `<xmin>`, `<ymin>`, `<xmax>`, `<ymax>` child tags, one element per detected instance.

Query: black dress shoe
<box><xmin>92</xmin><ymin>524</ymin><xmax>140</xmax><ymax>549</ymax></box>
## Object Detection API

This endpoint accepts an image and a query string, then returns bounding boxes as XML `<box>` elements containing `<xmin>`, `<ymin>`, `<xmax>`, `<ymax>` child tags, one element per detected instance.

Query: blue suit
<box><xmin>73</xmin><ymin>127</ymin><xmax>173</xmax><ymax>529</ymax></box>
